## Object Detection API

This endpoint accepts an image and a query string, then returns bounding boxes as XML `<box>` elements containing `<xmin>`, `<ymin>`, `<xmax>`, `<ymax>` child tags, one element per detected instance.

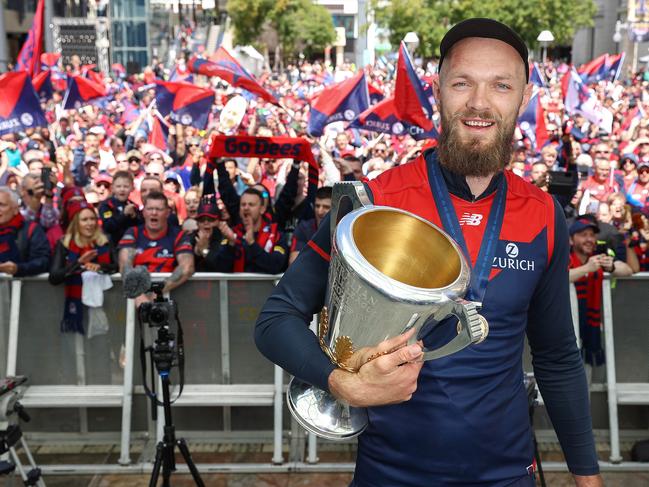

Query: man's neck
<box><xmin>146</xmin><ymin>226</ymin><xmax>168</xmax><ymax>240</ymax></box>
<box><xmin>465</xmin><ymin>174</ymin><xmax>496</xmax><ymax>199</ymax></box>
<box><xmin>574</xmin><ymin>250</ymin><xmax>588</xmax><ymax>265</ymax></box>
<box><xmin>252</xmin><ymin>219</ymin><xmax>261</xmax><ymax>232</ymax></box>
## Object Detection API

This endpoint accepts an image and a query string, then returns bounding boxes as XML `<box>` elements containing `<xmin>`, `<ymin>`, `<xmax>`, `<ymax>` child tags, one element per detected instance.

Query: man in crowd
<box><xmin>289</xmin><ymin>186</ymin><xmax>332</xmax><ymax>264</ymax></box>
<box><xmin>0</xmin><ymin>187</ymin><xmax>50</xmax><ymax>276</ymax></box>
<box><xmin>569</xmin><ymin>218</ymin><xmax>632</xmax><ymax>367</ymax></box>
<box><xmin>118</xmin><ymin>191</ymin><xmax>194</xmax><ymax>297</ymax></box>
<box><xmin>627</xmin><ymin>161</ymin><xmax>649</xmax><ymax>210</ymax></box>
<box><xmin>20</xmin><ymin>172</ymin><xmax>59</xmax><ymax>230</ymax></box>
<box><xmin>229</xmin><ymin>188</ymin><xmax>288</xmax><ymax>273</ymax></box>
<box><xmin>256</xmin><ymin>18</ymin><xmax>602</xmax><ymax>486</ymax></box>
<box><xmin>577</xmin><ymin>157</ymin><xmax>620</xmax><ymax>214</ymax></box>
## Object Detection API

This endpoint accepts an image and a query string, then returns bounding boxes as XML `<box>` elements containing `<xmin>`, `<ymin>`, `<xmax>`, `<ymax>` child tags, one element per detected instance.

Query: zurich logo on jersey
<box><xmin>493</xmin><ymin>242</ymin><xmax>535</xmax><ymax>271</ymax></box>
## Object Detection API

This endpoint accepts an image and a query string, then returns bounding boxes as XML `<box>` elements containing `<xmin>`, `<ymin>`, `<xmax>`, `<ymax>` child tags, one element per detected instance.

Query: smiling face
<box><xmin>77</xmin><ymin>208</ymin><xmax>98</xmax><ymax>240</ymax></box>
<box><xmin>434</xmin><ymin>37</ymin><xmax>531</xmax><ymax>177</ymax></box>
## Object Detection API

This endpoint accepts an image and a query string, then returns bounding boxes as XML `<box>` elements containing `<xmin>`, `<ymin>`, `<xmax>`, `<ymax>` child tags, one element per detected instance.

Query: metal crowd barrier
<box><xmin>0</xmin><ymin>272</ymin><xmax>648</xmax><ymax>475</ymax></box>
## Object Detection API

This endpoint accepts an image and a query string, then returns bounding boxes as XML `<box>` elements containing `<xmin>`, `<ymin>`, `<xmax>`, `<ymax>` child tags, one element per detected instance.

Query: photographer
<box><xmin>20</xmin><ymin>171</ymin><xmax>59</xmax><ymax>231</ymax></box>
<box><xmin>569</xmin><ymin>218</ymin><xmax>633</xmax><ymax>366</ymax></box>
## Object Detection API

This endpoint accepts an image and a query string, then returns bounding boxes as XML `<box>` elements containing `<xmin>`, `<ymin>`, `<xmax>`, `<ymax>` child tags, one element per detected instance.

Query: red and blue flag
<box><xmin>605</xmin><ymin>52</ymin><xmax>625</xmax><ymax>82</ymax></box>
<box><xmin>148</xmin><ymin>110</ymin><xmax>170</xmax><ymax>151</ymax></box>
<box><xmin>32</xmin><ymin>70</ymin><xmax>53</xmax><ymax>101</ymax></box>
<box><xmin>349</xmin><ymin>96</ymin><xmax>438</xmax><ymax>141</ymax></box>
<box><xmin>368</xmin><ymin>82</ymin><xmax>385</xmax><ymax>104</ymax></box>
<box><xmin>40</xmin><ymin>52</ymin><xmax>60</xmax><ymax>71</ymax></box>
<box><xmin>578</xmin><ymin>54</ymin><xmax>608</xmax><ymax>84</ymax></box>
<box><xmin>15</xmin><ymin>0</ymin><xmax>44</xmax><ymax>77</ymax></box>
<box><xmin>62</xmin><ymin>75</ymin><xmax>107</xmax><ymax>109</ymax></box>
<box><xmin>530</xmin><ymin>63</ymin><xmax>547</xmax><ymax>89</ymax></box>
<box><xmin>394</xmin><ymin>42</ymin><xmax>434</xmax><ymax>131</ymax></box>
<box><xmin>169</xmin><ymin>65</ymin><xmax>193</xmax><ymax>83</ymax></box>
<box><xmin>517</xmin><ymin>89</ymin><xmax>548</xmax><ymax>152</ymax></box>
<box><xmin>307</xmin><ymin>71</ymin><xmax>369</xmax><ymax>136</ymax></box>
<box><xmin>154</xmin><ymin>80</ymin><xmax>215</xmax><ymax>130</ymax></box>
<box><xmin>0</xmin><ymin>72</ymin><xmax>47</xmax><ymax>136</ymax></box>
<box><xmin>188</xmin><ymin>48</ymin><xmax>278</xmax><ymax>105</ymax></box>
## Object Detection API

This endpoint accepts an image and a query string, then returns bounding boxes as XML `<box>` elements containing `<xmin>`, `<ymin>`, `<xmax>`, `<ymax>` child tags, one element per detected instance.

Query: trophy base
<box><xmin>286</xmin><ymin>377</ymin><xmax>368</xmax><ymax>441</ymax></box>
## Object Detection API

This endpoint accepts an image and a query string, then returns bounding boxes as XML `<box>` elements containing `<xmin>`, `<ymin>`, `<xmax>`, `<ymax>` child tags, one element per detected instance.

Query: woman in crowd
<box><xmin>49</xmin><ymin>200</ymin><xmax>117</xmax><ymax>333</ymax></box>
<box><xmin>191</xmin><ymin>196</ymin><xmax>236</xmax><ymax>272</ymax></box>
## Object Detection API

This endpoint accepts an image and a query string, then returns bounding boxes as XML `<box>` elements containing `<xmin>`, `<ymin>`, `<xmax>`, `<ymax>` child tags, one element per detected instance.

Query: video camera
<box><xmin>138</xmin><ymin>282</ymin><xmax>177</xmax><ymax>328</ymax></box>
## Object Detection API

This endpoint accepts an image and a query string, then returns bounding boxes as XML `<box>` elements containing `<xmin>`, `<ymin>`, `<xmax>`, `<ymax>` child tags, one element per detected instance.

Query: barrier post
<box><xmin>602</xmin><ymin>278</ymin><xmax>623</xmax><ymax>463</ymax></box>
<box><xmin>119</xmin><ymin>298</ymin><xmax>136</xmax><ymax>465</ymax></box>
<box><xmin>6</xmin><ymin>279</ymin><xmax>22</xmax><ymax>376</ymax></box>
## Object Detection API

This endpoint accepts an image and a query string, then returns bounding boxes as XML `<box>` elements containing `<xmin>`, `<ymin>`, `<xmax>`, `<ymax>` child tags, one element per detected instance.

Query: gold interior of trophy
<box><xmin>353</xmin><ymin>210</ymin><xmax>461</xmax><ymax>289</ymax></box>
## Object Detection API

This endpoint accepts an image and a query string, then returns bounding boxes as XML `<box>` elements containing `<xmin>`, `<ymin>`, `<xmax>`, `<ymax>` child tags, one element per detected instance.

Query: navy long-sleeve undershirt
<box><xmin>255</xmin><ymin>173</ymin><xmax>598</xmax><ymax>475</ymax></box>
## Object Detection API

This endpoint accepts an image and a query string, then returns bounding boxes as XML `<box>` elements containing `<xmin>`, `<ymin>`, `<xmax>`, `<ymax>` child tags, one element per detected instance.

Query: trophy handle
<box><xmin>420</xmin><ymin>300</ymin><xmax>489</xmax><ymax>361</ymax></box>
<box><xmin>330</xmin><ymin>181</ymin><xmax>371</xmax><ymax>237</ymax></box>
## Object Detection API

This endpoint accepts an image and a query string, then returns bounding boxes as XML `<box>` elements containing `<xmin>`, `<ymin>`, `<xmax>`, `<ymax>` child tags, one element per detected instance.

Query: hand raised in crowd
<box><xmin>194</xmin><ymin>227</ymin><xmax>211</xmax><ymax>256</ymax></box>
<box><xmin>123</xmin><ymin>203</ymin><xmax>137</xmax><ymax>218</ymax></box>
<box><xmin>217</xmin><ymin>221</ymin><xmax>237</xmax><ymax>246</ymax></box>
<box><xmin>242</xmin><ymin>215</ymin><xmax>255</xmax><ymax>245</ymax></box>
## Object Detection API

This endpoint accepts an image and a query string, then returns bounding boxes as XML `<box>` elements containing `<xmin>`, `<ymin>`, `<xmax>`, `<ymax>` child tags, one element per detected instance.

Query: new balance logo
<box><xmin>459</xmin><ymin>213</ymin><xmax>483</xmax><ymax>226</ymax></box>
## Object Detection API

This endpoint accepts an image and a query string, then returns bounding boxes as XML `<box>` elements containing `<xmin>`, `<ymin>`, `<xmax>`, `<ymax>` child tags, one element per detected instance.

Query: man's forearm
<box><xmin>163</xmin><ymin>261</ymin><xmax>193</xmax><ymax>293</ymax></box>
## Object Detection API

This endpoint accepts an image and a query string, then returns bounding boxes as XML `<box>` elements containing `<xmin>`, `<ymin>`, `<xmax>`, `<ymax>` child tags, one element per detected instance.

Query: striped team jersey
<box><xmin>118</xmin><ymin>224</ymin><xmax>192</xmax><ymax>272</ymax></box>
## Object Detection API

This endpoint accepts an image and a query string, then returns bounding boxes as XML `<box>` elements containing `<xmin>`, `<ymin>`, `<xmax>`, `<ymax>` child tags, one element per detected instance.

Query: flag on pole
<box><xmin>564</xmin><ymin>68</ymin><xmax>613</xmax><ymax>133</ymax></box>
<box><xmin>62</xmin><ymin>75</ymin><xmax>107</xmax><ymax>109</ymax></box>
<box><xmin>349</xmin><ymin>96</ymin><xmax>438</xmax><ymax>141</ymax></box>
<box><xmin>154</xmin><ymin>80</ymin><xmax>215</xmax><ymax>129</ymax></box>
<box><xmin>368</xmin><ymin>82</ymin><xmax>385</xmax><ymax>104</ymax></box>
<box><xmin>606</xmin><ymin>52</ymin><xmax>625</xmax><ymax>81</ymax></box>
<box><xmin>188</xmin><ymin>48</ymin><xmax>279</xmax><ymax>105</ymax></box>
<box><xmin>148</xmin><ymin>110</ymin><xmax>170</xmax><ymax>151</ymax></box>
<box><xmin>15</xmin><ymin>0</ymin><xmax>45</xmax><ymax>77</ymax></box>
<box><xmin>529</xmin><ymin>63</ymin><xmax>547</xmax><ymax>89</ymax></box>
<box><xmin>307</xmin><ymin>71</ymin><xmax>369</xmax><ymax>136</ymax></box>
<box><xmin>517</xmin><ymin>89</ymin><xmax>549</xmax><ymax>152</ymax></box>
<box><xmin>394</xmin><ymin>42</ymin><xmax>434</xmax><ymax>130</ymax></box>
<box><xmin>32</xmin><ymin>70</ymin><xmax>53</xmax><ymax>101</ymax></box>
<box><xmin>0</xmin><ymin>72</ymin><xmax>47</xmax><ymax>135</ymax></box>
<box><xmin>578</xmin><ymin>54</ymin><xmax>608</xmax><ymax>84</ymax></box>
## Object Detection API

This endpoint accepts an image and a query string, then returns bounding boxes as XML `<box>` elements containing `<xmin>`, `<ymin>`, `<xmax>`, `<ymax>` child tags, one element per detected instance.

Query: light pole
<box><xmin>403</xmin><ymin>31</ymin><xmax>419</xmax><ymax>56</ymax></box>
<box><xmin>613</xmin><ymin>20</ymin><xmax>637</xmax><ymax>74</ymax></box>
<box><xmin>537</xmin><ymin>30</ymin><xmax>554</xmax><ymax>63</ymax></box>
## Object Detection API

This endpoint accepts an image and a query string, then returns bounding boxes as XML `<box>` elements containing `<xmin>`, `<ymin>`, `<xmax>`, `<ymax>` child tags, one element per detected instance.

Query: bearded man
<box><xmin>255</xmin><ymin>19</ymin><xmax>602</xmax><ymax>487</ymax></box>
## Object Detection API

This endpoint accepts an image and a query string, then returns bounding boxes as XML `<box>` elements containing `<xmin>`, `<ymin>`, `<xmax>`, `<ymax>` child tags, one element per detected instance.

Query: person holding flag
<box><xmin>256</xmin><ymin>18</ymin><xmax>602</xmax><ymax>487</ymax></box>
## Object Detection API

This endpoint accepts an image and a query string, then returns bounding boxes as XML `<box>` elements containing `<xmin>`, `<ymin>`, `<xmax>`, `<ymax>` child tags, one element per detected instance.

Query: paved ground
<box><xmin>5</xmin><ymin>441</ymin><xmax>649</xmax><ymax>486</ymax></box>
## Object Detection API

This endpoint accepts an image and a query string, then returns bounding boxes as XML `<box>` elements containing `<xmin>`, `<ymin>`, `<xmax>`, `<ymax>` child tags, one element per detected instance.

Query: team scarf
<box><xmin>570</xmin><ymin>252</ymin><xmax>605</xmax><ymax>366</ymax></box>
<box><xmin>0</xmin><ymin>213</ymin><xmax>25</xmax><ymax>263</ymax></box>
<box><xmin>232</xmin><ymin>221</ymin><xmax>280</xmax><ymax>272</ymax></box>
<box><xmin>61</xmin><ymin>239</ymin><xmax>111</xmax><ymax>334</ymax></box>
<box><xmin>209</xmin><ymin>135</ymin><xmax>318</xmax><ymax>172</ymax></box>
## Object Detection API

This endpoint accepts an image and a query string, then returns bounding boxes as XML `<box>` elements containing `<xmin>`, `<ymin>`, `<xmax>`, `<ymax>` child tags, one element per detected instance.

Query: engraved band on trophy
<box><xmin>286</xmin><ymin>181</ymin><xmax>489</xmax><ymax>441</ymax></box>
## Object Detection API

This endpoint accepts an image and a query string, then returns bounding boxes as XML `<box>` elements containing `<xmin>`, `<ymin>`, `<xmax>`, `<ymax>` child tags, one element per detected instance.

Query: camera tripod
<box><xmin>0</xmin><ymin>376</ymin><xmax>45</xmax><ymax>487</ymax></box>
<box><xmin>147</xmin><ymin>321</ymin><xmax>204</xmax><ymax>487</ymax></box>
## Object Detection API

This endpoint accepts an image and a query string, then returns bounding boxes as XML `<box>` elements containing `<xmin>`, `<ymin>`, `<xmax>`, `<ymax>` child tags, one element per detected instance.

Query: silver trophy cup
<box><xmin>286</xmin><ymin>182</ymin><xmax>488</xmax><ymax>440</ymax></box>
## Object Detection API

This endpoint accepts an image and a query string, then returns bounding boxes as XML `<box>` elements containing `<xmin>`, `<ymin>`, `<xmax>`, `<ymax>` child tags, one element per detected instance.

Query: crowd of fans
<box><xmin>0</xmin><ymin>53</ymin><xmax>647</xmax><ymax>353</ymax></box>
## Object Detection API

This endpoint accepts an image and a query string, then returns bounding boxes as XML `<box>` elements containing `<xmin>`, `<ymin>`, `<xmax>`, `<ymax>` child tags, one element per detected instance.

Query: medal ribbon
<box><xmin>428</xmin><ymin>154</ymin><xmax>507</xmax><ymax>303</ymax></box>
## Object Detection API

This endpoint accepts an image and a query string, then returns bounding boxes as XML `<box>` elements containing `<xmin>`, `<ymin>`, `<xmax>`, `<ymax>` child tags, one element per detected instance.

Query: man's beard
<box><xmin>436</xmin><ymin>108</ymin><xmax>517</xmax><ymax>177</ymax></box>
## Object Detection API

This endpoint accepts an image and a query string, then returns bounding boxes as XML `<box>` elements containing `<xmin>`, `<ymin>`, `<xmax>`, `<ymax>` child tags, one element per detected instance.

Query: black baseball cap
<box><xmin>439</xmin><ymin>18</ymin><xmax>529</xmax><ymax>82</ymax></box>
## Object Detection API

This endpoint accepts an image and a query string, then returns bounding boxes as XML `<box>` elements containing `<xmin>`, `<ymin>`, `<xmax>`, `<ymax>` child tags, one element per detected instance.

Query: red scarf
<box><xmin>0</xmin><ymin>213</ymin><xmax>25</xmax><ymax>262</ymax></box>
<box><xmin>569</xmin><ymin>252</ymin><xmax>604</xmax><ymax>365</ymax></box>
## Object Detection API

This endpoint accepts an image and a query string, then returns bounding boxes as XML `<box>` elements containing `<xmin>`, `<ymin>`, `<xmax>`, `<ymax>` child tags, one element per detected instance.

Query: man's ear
<box><xmin>432</xmin><ymin>73</ymin><xmax>441</xmax><ymax>107</ymax></box>
<box><xmin>517</xmin><ymin>83</ymin><xmax>534</xmax><ymax>118</ymax></box>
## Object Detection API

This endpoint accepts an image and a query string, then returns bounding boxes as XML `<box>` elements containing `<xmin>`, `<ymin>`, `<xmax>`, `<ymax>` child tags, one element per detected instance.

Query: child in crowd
<box><xmin>98</xmin><ymin>171</ymin><xmax>139</xmax><ymax>246</ymax></box>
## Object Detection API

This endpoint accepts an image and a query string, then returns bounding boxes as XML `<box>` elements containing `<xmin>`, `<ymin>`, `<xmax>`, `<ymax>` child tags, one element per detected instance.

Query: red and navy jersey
<box><xmin>256</xmin><ymin>150</ymin><xmax>598</xmax><ymax>486</ymax></box>
<box><xmin>118</xmin><ymin>224</ymin><xmax>192</xmax><ymax>272</ymax></box>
